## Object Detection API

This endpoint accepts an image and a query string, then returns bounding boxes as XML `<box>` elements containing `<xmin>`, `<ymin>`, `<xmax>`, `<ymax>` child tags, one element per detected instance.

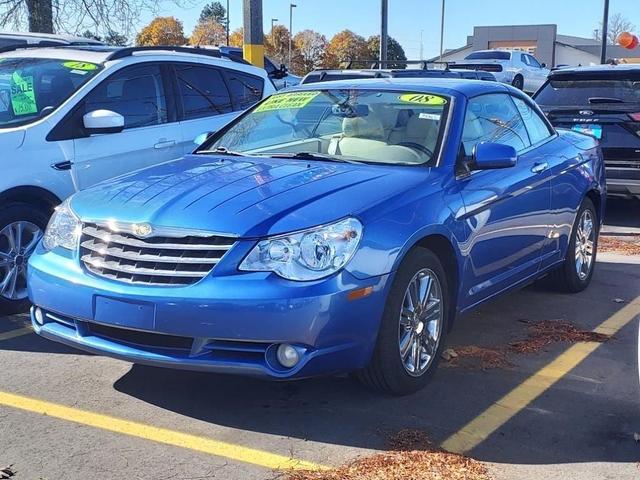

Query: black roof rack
<box><xmin>0</xmin><ymin>41</ymin><xmax>66</xmax><ymax>54</ymax></box>
<box><xmin>105</xmin><ymin>46</ymin><xmax>250</xmax><ymax>64</ymax></box>
<box><xmin>336</xmin><ymin>59</ymin><xmax>450</xmax><ymax>71</ymax></box>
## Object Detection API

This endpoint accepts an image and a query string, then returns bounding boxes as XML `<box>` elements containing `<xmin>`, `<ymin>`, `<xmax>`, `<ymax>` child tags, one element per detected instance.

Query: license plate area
<box><xmin>93</xmin><ymin>296</ymin><xmax>156</xmax><ymax>331</ymax></box>
<box><xmin>572</xmin><ymin>124</ymin><xmax>603</xmax><ymax>139</ymax></box>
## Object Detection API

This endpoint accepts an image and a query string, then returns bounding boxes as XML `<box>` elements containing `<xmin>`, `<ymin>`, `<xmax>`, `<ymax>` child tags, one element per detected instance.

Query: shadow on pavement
<box><xmin>113</xmin><ymin>259</ymin><xmax>640</xmax><ymax>466</ymax></box>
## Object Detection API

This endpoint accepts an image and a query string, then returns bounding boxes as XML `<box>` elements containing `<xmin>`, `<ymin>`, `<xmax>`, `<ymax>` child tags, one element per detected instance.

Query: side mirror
<box><xmin>472</xmin><ymin>142</ymin><xmax>517</xmax><ymax>170</ymax></box>
<box><xmin>540</xmin><ymin>62</ymin><xmax>547</xmax><ymax>68</ymax></box>
<box><xmin>83</xmin><ymin>110</ymin><xmax>124</xmax><ymax>135</ymax></box>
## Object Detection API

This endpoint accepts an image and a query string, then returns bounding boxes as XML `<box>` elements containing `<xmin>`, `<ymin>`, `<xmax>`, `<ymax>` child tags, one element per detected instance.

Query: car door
<box><xmin>456</xmin><ymin>93</ymin><xmax>552</xmax><ymax>309</ymax></box>
<box><xmin>174</xmin><ymin>63</ymin><xmax>264</xmax><ymax>153</ymax></box>
<box><xmin>524</xmin><ymin>54</ymin><xmax>548</xmax><ymax>93</ymax></box>
<box><xmin>511</xmin><ymin>95</ymin><xmax>574</xmax><ymax>270</ymax></box>
<box><xmin>71</xmin><ymin>63</ymin><xmax>181</xmax><ymax>190</ymax></box>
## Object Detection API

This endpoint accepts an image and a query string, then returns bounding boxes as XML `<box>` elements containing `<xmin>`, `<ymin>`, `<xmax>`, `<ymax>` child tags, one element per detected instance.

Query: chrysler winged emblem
<box><xmin>132</xmin><ymin>223</ymin><xmax>153</xmax><ymax>238</ymax></box>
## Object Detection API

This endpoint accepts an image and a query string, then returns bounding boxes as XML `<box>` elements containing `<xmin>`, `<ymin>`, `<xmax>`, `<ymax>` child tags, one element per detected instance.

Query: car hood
<box><xmin>70</xmin><ymin>154</ymin><xmax>430</xmax><ymax>238</ymax></box>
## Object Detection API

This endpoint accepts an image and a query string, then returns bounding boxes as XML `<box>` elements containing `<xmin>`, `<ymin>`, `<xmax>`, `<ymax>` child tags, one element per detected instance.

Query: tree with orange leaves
<box><xmin>190</xmin><ymin>18</ymin><xmax>226</xmax><ymax>46</ymax></box>
<box><xmin>136</xmin><ymin>16</ymin><xmax>187</xmax><ymax>46</ymax></box>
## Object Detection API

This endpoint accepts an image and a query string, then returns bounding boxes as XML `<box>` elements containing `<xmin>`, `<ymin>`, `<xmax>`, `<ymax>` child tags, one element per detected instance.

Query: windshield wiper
<box><xmin>263</xmin><ymin>152</ymin><xmax>360</xmax><ymax>164</ymax></box>
<box><xmin>200</xmin><ymin>146</ymin><xmax>247</xmax><ymax>157</ymax></box>
<box><xmin>588</xmin><ymin>96</ymin><xmax>626</xmax><ymax>104</ymax></box>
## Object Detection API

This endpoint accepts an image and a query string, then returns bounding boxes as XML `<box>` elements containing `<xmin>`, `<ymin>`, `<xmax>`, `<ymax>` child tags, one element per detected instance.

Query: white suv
<box><xmin>0</xmin><ymin>45</ymin><xmax>275</xmax><ymax>312</ymax></box>
<box><xmin>453</xmin><ymin>50</ymin><xmax>550</xmax><ymax>94</ymax></box>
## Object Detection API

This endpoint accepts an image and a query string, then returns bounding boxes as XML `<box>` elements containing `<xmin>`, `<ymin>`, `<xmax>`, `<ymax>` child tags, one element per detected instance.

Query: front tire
<box><xmin>0</xmin><ymin>203</ymin><xmax>48</xmax><ymax>315</ymax></box>
<box><xmin>548</xmin><ymin>198</ymin><xmax>598</xmax><ymax>293</ymax></box>
<box><xmin>512</xmin><ymin>74</ymin><xmax>524</xmax><ymax>90</ymax></box>
<box><xmin>357</xmin><ymin>248</ymin><xmax>449</xmax><ymax>395</ymax></box>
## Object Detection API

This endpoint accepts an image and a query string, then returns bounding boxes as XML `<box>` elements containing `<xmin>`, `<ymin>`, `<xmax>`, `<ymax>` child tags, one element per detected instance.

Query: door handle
<box><xmin>154</xmin><ymin>140</ymin><xmax>176</xmax><ymax>149</ymax></box>
<box><xmin>531</xmin><ymin>162</ymin><xmax>549</xmax><ymax>174</ymax></box>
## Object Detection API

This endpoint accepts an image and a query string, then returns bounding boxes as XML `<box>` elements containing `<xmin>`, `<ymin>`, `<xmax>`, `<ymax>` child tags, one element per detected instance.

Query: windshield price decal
<box><xmin>10</xmin><ymin>72</ymin><xmax>37</xmax><ymax>116</ymax></box>
<box><xmin>255</xmin><ymin>91</ymin><xmax>320</xmax><ymax>112</ymax></box>
<box><xmin>62</xmin><ymin>61</ymin><xmax>98</xmax><ymax>71</ymax></box>
<box><xmin>398</xmin><ymin>93</ymin><xmax>447</xmax><ymax>106</ymax></box>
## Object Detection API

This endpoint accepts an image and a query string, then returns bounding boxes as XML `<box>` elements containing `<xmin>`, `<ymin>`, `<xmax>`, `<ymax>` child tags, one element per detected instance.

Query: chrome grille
<box><xmin>80</xmin><ymin>224</ymin><xmax>235</xmax><ymax>286</ymax></box>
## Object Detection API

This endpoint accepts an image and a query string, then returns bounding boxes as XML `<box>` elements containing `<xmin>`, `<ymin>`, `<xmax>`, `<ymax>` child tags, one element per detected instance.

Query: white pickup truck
<box><xmin>452</xmin><ymin>50</ymin><xmax>550</xmax><ymax>94</ymax></box>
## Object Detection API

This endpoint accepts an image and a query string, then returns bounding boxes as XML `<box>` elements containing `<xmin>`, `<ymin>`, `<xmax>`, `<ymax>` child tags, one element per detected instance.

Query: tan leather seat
<box><xmin>400</xmin><ymin>114</ymin><xmax>440</xmax><ymax>148</ymax></box>
<box><xmin>327</xmin><ymin>114</ymin><xmax>388</xmax><ymax>158</ymax></box>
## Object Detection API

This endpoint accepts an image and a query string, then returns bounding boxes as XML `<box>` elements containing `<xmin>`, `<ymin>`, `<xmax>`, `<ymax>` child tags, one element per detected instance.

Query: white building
<box><xmin>433</xmin><ymin>24</ymin><xmax>640</xmax><ymax>67</ymax></box>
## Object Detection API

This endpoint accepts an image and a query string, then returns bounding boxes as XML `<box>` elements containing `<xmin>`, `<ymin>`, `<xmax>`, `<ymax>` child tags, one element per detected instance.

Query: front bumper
<box><xmin>28</xmin><ymin>247</ymin><xmax>391</xmax><ymax>379</ymax></box>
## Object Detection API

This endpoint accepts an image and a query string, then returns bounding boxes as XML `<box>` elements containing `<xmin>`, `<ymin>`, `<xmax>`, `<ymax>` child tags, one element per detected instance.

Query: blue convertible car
<box><xmin>28</xmin><ymin>79</ymin><xmax>605</xmax><ymax>395</ymax></box>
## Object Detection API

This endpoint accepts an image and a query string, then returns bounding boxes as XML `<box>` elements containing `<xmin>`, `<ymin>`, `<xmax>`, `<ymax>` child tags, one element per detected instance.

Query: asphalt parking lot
<box><xmin>0</xmin><ymin>198</ymin><xmax>638</xmax><ymax>480</ymax></box>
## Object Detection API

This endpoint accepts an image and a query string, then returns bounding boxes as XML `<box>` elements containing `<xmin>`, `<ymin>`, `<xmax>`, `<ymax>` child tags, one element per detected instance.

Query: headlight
<box><xmin>239</xmin><ymin>217</ymin><xmax>363</xmax><ymax>281</ymax></box>
<box><xmin>43</xmin><ymin>199</ymin><xmax>81</xmax><ymax>251</ymax></box>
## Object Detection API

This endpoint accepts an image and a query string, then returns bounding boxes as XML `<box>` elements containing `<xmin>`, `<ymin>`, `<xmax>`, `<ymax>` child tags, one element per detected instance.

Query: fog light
<box><xmin>276</xmin><ymin>344</ymin><xmax>300</xmax><ymax>368</ymax></box>
<box><xmin>34</xmin><ymin>307</ymin><xmax>44</xmax><ymax>325</ymax></box>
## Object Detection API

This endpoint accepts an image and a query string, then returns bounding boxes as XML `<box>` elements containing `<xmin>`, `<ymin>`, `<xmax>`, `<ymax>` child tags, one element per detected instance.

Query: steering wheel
<box><xmin>397</xmin><ymin>142</ymin><xmax>434</xmax><ymax>158</ymax></box>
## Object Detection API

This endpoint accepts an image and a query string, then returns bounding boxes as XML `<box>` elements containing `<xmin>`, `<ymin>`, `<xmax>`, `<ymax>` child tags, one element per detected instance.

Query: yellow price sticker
<box><xmin>398</xmin><ymin>93</ymin><xmax>447</xmax><ymax>106</ymax></box>
<box><xmin>255</xmin><ymin>91</ymin><xmax>321</xmax><ymax>113</ymax></box>
<box><xmin>62</xmin><ymin>61</ymin><xmax>98</xmax><ymax>71</ymax></box>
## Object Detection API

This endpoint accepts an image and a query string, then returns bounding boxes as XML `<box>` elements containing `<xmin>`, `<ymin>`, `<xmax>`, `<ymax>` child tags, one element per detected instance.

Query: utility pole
<box><xmin>439</xmin><ymin>0</ymin><xmax>445</xmax><ymax>61</ymax></box>
<box><xmin>379</xmin><ymin>0</ymin><xmax>388</xmax><ymax>68</ymax></box>
<box><xmin>271</xmin><ymin>18</ymin><xmax>278</xmax><ymax>35</ymax></box>
<box><xmin>600</xmin><ymin>0</ymin><xmax>610</xmax><ymax>63</ymax></box>
<box><xmin>289</xmin><ymin>3</ymin><xmax>297</xmax><ymax>67</ymax></box>
<box><xmin>226</xmin><ymin>0</ymin><xmax>230</xmax><ymax>45</ymax></box>
<box><xmin>243</xmin><ymin>0</ymin><xmax>264</xmax><ymax>68</ymax></box>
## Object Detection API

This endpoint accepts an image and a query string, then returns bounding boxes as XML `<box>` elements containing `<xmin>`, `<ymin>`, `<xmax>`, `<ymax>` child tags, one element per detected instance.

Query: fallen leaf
<box><xmin>442</xmin><ymin>348</ymin><xmax>458</xmax><ymax>361</ymax></box>
<box><xmin>613</xmin><ymin>298</ymin><xmax>626</xmax><ymax>304</ymax></box>
<box><xmin>634</xmin><ymin>432</ymin><xmax>640</xmax><ymax>443</ymax></box>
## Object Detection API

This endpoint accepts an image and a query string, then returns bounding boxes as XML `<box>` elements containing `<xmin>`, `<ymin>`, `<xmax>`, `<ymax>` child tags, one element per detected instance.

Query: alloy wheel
<box><xmin>398</xmin><ymin>268</ymin><xmax>444</xmax><ymax>377</ymax></box>
<box><xmin>0</xmin><ymin>221</ymin><xmax>43</xmax><ymax>301</ymax></box>
<box><xmin>574</xmin><ymin>209</ymin><xmax>595</xmax><ymax>281</ymax></box>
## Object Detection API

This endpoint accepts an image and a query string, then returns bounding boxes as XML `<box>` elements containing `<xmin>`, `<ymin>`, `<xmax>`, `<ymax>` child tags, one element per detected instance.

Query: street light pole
<box><xmin>226</xmin><ymin>0</ymin><xmax>230</xmax><ymax>45</ymax></box>
<box><xmin>289</xmin><ymin>3</ymin><xmax>296</xmax><ymax>67</ymax></box>
<box><xmin>379</xmin><ymin>0</ymin><xmax>388</xmax><ymax>68</ymax></box>
<box><xmin>600</xmin><ymin>0</ymin><xmax>610</xmax><ymax>64</ymax></box>
<box><xmin>439</xmin><ymin>0</ymin><xmax>445</xmax><ymax>61</ymax></box>
<box><xmin>271</xmin><ymin>18</ymin><xmax>278</xmax><ymax>35</ymax></box>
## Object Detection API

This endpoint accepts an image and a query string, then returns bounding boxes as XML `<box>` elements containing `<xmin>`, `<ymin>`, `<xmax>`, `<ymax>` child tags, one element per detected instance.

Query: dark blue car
<box><xmin>27</xmin><ymin>79</ymin><xmax>605</xmax><ymax>395</ymax></box>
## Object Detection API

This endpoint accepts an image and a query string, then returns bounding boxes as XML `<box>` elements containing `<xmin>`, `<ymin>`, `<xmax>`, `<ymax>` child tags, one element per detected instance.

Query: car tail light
<box><xmin>629</xmin><ymin>112</ymin><xmax>640</xmax><ymax>122</ymax></box>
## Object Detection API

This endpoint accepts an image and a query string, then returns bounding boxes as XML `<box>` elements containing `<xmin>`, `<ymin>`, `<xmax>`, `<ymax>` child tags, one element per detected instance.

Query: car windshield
<box><xmin>535</xmin><ymin>75</ymin><xmax>640</xmax><ymax>106</ymax></box>
<box><xmin>465</xmin><ymin>51</ymin><xmax>511</xmax><ymax>60</ymax></box>
<box><xmin>0</xmin><ymin>57</ymin><xmax>102</xmax><ymax>128</ymax></box>
<box><xmin>202</xmin><ymin>89</ymin><xmax>451</xmax><ymax>166</ymax></box>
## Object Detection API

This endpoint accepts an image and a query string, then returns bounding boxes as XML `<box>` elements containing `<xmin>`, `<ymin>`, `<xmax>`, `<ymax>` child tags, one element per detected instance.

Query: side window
<box><xmin>174</xmin><ymin>64</ymin><xmax>232</xmax><ymax>120</ymax></box>
<box><xmin>461</xmin><ymin>93</ymin><xmax>531</xmax><ymax>156</ymax></box>
<box><xmin>225</xmin><ymin>70</ymin><xmax>264</xmax><ymax>110</ymax></box>
<box><xmin>520</xmin><ymin>53</ymin><xmax>528</xmax><ymax>65</ymax></box>
<box><xmin>512</xmin><ymin>96</ymin><xmax>553</xmax><ymax>145</ymax></box>
<box><xmin>527</xmin><ymin>55</ymin><xmax>541</xmax><ymax>68</ymax></box>
<box><xmin>83</xmin><ymin>64</ymin><xmax>168</xmax><ymax>129</ymax></box>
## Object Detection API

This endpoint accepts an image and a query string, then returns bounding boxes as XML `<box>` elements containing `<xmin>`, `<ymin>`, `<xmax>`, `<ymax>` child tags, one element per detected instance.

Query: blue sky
<box><xmin>147</xmin><ymin>0</ymin><xmax>640</xmax><ymax>59</ymax></box>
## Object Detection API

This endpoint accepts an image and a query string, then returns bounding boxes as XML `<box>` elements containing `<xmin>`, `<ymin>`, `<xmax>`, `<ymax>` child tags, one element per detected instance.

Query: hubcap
<box><xmin>575</xmin><ymin>210</ymin><xmax>595</xmax><ymax>281</ymax></box>
<box><xmin>398</xmin><ymin>268</ymin><xmax>444</xmax><ymax>377</ymax></box>
<box><xmin>0</xmin><ymin>221</ymin><xmax>43</xmax><ymax>301</ymax></box>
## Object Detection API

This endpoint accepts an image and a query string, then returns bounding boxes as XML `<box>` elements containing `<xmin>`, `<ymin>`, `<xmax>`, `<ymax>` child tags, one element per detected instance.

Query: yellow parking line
<box><xmin>441</xmin><ymin>297</ymin><xmax>640</xmax><ymax>454</ymax></box>
<box><xmin>0</xmin><ymin>390</ymin><xmax>328</xmax><ymax>471</ymax></box>
<box><xmin>0</xmin><ymin>325</ymin><xmax>32</xmax><ymax>341</ymax></box>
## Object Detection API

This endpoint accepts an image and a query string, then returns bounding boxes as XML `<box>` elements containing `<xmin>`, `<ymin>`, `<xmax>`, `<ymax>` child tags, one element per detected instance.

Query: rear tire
<box><xmin>548</xmin><ymin>198</ymin><xmax>598</xmax><ymax>293</ymax></box>
<box><xmin>0</xmin><ymin>203</ymin><xmax>49</xmax><ymax>315</ymax></box>
<box><xmin>357</xmin><ymin>248</ymin><xmax>450</xmax><ymax>396</ymax></box>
